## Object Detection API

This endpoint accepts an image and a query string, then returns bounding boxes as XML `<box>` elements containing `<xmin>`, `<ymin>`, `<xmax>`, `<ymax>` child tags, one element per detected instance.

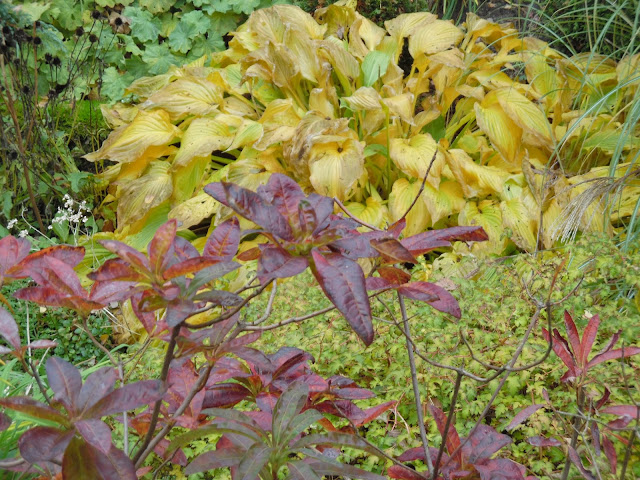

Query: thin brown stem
<box><xmin>432</xmin><ymin>371</ymin><xmax>462</xmax><ymax>479</ymax></box>
<box><xmin>334</xmin><ymin>197</ymin><xmax>383</xmax><ymax>231</ymax></box>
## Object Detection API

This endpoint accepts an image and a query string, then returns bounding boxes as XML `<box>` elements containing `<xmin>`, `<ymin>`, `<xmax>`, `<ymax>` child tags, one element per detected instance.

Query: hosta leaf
<box><xmin>168</xmin><ymin>193</ymin><xmax>219</xmax><ymax>230</ymax></box>
<box><xmin>446</xmin><ymin>149</ymin><xmax>508</xmax><ymax>198</ymax></box>
<box><xmin>343</xmin><ymin>87</ymin><xmax>382</xmax><ymax>110</ymax></box>
<box><xmin>474</xmin><ymin>101</ymin><xmax>522</xmax><ymax>164</ymax></box>
<box><xmin>421</xmin><ymin>180</ymin><xmax>466</xmax><ymax>225</ymax></box>
<box><xmin>384</xmin><ymin>12</ymin><xmax>436</xmax><ymax>40</ymax></box>
<box><xmin>345</xmin><ymin>193</ymin><xmax>389</xmax><ymax>230</ymax></box>
<box><xmin>458</xmin><ymin>200</ymin><xmax>507</xmax><ymax>254</ymax></box>
<box><xmin>389</xmin><ymin>179</ymin><xmax>431</xmax><ymax>235</ymax></box>
<box><xmin>141</xmin><ymin>76</ymin><xmax>223</xmax><ymax>121</ymax></box>
<box><xmin>390</xmin><ymin>134</ymin><xmax>444</xmax><ymax>189</ymax></box>
<box><xmin>308</xmin><ymin>136</ymin><xmax>366</xmax><ymax>201</ymax></box>
<box><xmin>117</xmin><ymin>161</ymin><xmax>173</xmax><ymax>226</ymax></box>
<box><xmin>173</xmin><ymin>116</ymin><xmax>236</xmax><ymax>167</ymax></box>
<box><xmin>500</xmin><ymin>198</ymin><xmax>538</xmax><ymax>251</ymax></box>
<box><xmin>494</xmin><ymin>88</ymin><xmax>554</xmax><ymax>147</ymax></box>
<box><xmin>408</xmin><ymin>20</ymin><xmax>464</xmax><ymax>57</ymax></box>
<box><xmin>84</xmin><ymin>110</ymin><xmax>180</xmax><ymax>163</ymax></box>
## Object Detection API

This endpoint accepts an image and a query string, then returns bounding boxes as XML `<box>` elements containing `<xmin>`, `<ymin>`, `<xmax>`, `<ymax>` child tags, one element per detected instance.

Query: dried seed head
<box><xmin>33</xmin><ymin>36</ymin><xmax>42</xmax><ymax>45</ymax></box>
<box><xmin>114</xmin><ymin>17</ymin><xmax>123</xmax><ymax>26</ymax></box>
<box><xmin>1</xmin><ymin>26</ymin><xmax>10</xmax><ymax>35</ymax></box>
<box><xmin>52</xmin><ymin>56</ymin><xmax>61</xmax><ymax>66</ymax></box>
<box><xmin>91</xmin><ymin>10</ymin><xmax>101</xmax><ymax>19</ymax></box>
<box><xmin>75</xmin><ymin>26</ymin><xmax>84</xmax><ymax>36</ymax></box>
<box><xmin>89</xmin><ymin>34</ymin><xmax>98</xmax><ymax>43</ymax></box>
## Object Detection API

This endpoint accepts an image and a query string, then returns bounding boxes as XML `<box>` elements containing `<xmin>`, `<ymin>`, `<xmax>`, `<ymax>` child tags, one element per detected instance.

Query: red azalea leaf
<box><xmin>257</xmin><ymin>173</ymin><xmax>306</xmax><ymax>223</ymax></box>
<box><xmin>542</xmin><ymin>328</ymin><xmax>578</xmax><ymax>377</ymax></box>
<box><xmin>237</xmin><ymin>247</ymin><xmax>261</xmax><ymax>261</ymax></box>
<box><xmin>165</xmin><ymin>298</ymin><xmax>197</xmax><ymax>327</ymax></box>
<box><xmin>399</xmin><ymin>282</ymin><xmax>461</xmax><ymax>318</ymax></box>
<box><xmin>353</xmin><ymin>401</ymin><xmax>397</xmax><ymax>427</ymax></box>
<box><xmin>306</xmin><ymin>194</ymin><xmax>335</xmax><ymax>233</ymax></box>
<box><xmin>563</xmin><ymin>311</ymin><xmax>582</xmax><ymax>364</ymax></box>
<box><xmin>89</xmin><ymin>278</ymin><xmax>140</xmax><ymax>305</ymax></box>
<box><xmin>271</xmin><ymin>349</ymin><xmax>313</xmax><ymax>380</ymax></box>
<box><xmin>12</xmin><ymin>245</ymin><xmax>84</xmax><ymax>278</ymax></box>
<box><xmin>147</xmin><ymin>219</ymin><xmax>177</xmax><ymax>277</ymax></box>
<box><xmin>568</xmin><ymin>446</ymin><xmax>596</xmax><ymax>480</ymax></box>
<box><xmin>462</xmin><ymin>424</ymin><xmax>511</xmax><ymax>463</ymax></box>
<box><xmin>388</xmin><ymin>465</ymin><xmax>428</xmax><ymax>480</ymax></box>
<box><xmin>0</xmin><ymin>396</ymin><xmax>69</xmax><ymax>425</ymax></box>
<box><xmin>84</xmin><ymin>380</ymin><xmax>165</xmax><ymax>418</ymax></box>
<box><xmin>75</xmin><ymin>419</ymin><xmax>112</xmax><ymax>454</ymax></box>
<box><xmin>131</xmin><ymin>290</ymin><xmax>166</xmax><ymax>336</ymax></box>
<box><xmin>580</xmin><ymin>314</ymin><xmax>600</xmax><ymax>366</ymax></box>
<box><xmin>0</xmin><ymin>305</ymin><xmax>20</xmax><ymax>350</ymax></box>
<box><xmin>236</xmin><ymin>443</ymin><xmax>272</xmax><ymax>480</ymax></box>
<box><xmin>297</xmin><ymin>198</ymin><xmax>318</xmax><ymax>235</ymax></box>
<box><xmin>15</xmin><ymin>286</ymin><xmax>103</xmax><ymax>314</ymax></box>
<box><xmin>587</xmin><ymin>347</ymin><xmax>640</xmax><ymax>368</ymax></box>
<box><xmin>87</xmin><ymin>258</ymin><xmax>144</xmax><ymax>283</ymax></box>
<box><xmin>370</xmin><ymin>238</ymin><xmax>417</xmax><ymax>264</ymax></box>
<box><xmin>366</xmin><ymin>276</ymin><xmax>395</xmax><ymax>291</ymax></box>
<box><xmin>396</xmin><ymin>446</ymin><xmax>443</xmax><ymax>463</ymax></box>
<box><xmin>428</xmin><ymin>404</ymin><xmax>461</xmax><ymax>461</ymax></box>
<box><xmin>257</xmin><ymin>245</ymin><xmax>309</xmax><ymax>283</ymax></box>
<box><xmin>77</xmin><ymin>367</ymin><xmax>117</xmax><ymax>413</ymax></box>
<box><xmin>203</xmin><ymin>217</ymin><xmax>241</xmax><ymax>262</ymax></box>
<box><xmin>205</xmin><ymin>182</ymin><xmax>293</xmax><ymax>240</ymax></box>
<box><xmin>378</xmin><ymin>266</ymin><xmax>411</xmax><ymax>285</ymax></box>
<box><xmin>526</xmin><ymin>435</ymin><xmax>562</xmax><ymax>447</ymax></box>
<box><xmin>174</xmin><ymin>236</ymin><xmax>200</xmax><ymax>261</ymax></box>
<box><xmin>594</xmin><ymin>330</ymin><xmax>620</xmax><ymax>357</ymax></box>
<box><xmin>61</xmin><ymin>437</ymin><xmax>102</xmax><ymax>479</ymax></box>
<box><xmin>474</xmin><ymin>458</ymin><xmax>526</xmax><ymax>480</ymax></box>
<box><xmin>46</xmin><ymin>357</ymin><xmax>82</xmax><ymax>413</ymax></box>
<box><xmin>93</xmin><ymin>444</ymin><xmax>138</xmax><ymax>480</ymax></box>
<box><xmin>256</xmin><ymin>392</ymin><xmax>279</xmax><ymax>413</ymax></box>
<box><xmin>387</xmin><ymin>218</ymin><xmax>406</xmax><ymax>238</ymax></box>
<box><xmin>99</xmin><ymin>239</ymin><xmax>150</xmax><ymax>273</ymax></box>
<box><xmin>18</xmin><ymin>426</ymin><xmax>74</xmax><ymax>464</ymax></box>
<box><xmin>506</xmin><ymin>404</ymin><xmax>544</xmax><ymax>431</ymax></box>
<box><xmin>164</xmin><ymin>257</ymin><xmax>230</xmax><ymax>280</ymax></box>
<box><xmin>203</xmin><ymin>383</ymin><xmax>251</xmax><ymax>408</ymax></box>
<box><xmin>34</xmin><ymin>256</ymin><xmax>86</xmax><ymax>297</ymax></box>
<box><xmin>607</xmin><ymin>417</ymin><xmax>632</xmax><ymax>430</ymax></box>
<box><xmin>328</xmin><ymin>231</ymin><xmax>388</xmax><ymax>259</ymax></box>
<box><xmin>0</xmin><ymin>235</ymin><xmax>31</xmax><ymax>278</ymax></box>
<box><xmin>401</xmin><ymin>226</ymin><xmax>488</xmax><ymax>256</ymax></box>
<box><xmin>314</xmin><ymin>399</ymin><xmax>364</xmax><ymax>422</ymax></box>
<box><xmin>601</xmin><ymin>405</ymin><xmax>639</xmax><ymax>418</ymax></box>
<box><xmin>310</xmin><ymin>250</ymin><xmax>373</xmax><ymax>346</ymax></box>
<box><xmin>332</xmin><ymin>387</ymin><xmax>375</xmax><ymax>401</ymax></box>
<box><xmin>595</xmin><ymin>388</ymin><xmax>611</xmax><ymax>411</ymax></box>
<box><xmin>590</xmin><ymin>423</ymin><xmax>601</xmax><ymax>456</ymax></box>
<box><xmin>167</xmin><ymin>358</ymin><xmax>205</xmax><ymax>424</ymax></box>
<box><xmin>602</xmin><ymin>435</ymin><xmax>617</xmax><ymax>474</ymax></box>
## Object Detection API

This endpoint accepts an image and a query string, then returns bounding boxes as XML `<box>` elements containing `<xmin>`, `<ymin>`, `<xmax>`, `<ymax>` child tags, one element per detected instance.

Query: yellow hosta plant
<box><xmin>87</xmin><ymin>2</ymin><xmax>640</xmax><ymax>258</ymax></box>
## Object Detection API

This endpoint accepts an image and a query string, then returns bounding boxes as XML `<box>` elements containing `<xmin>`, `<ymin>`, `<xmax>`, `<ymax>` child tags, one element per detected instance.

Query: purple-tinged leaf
<box><xmin>12</xmin><ymin>245</ymin><xmax>85</xmax><ymax>278</ymax></box>
<box><xmin>328</xmin><ymin>231</ymin><xmax>387</xmax><ymax>259</ymax></box>
<box><xmin>601</xmin><ymin>405</ymin><xmax>639</xmax><ymax>418</ymax></box>
<box><xmin>310</xmin><ymin>251</ymin><xmax>373</xmax><ymax>346</ymax></box>
<box><xmin>286</xmin><ymin>460</ymin><xmax>323</xmax><ymax>480</ymax></box>
<box><xmin>78</xmin><ymin>367</ymin><xmax>117</xmax><ymax>413</ymax></box>
<box><xmin>297</xmin><ymin>199</ymin><xmax>318</xmax><ymax>235</ymax></box>
<box><xmin>580</xmin><ymin>314</ymin><xmax>600</xmax><ymax>366</ymax></box>
<box><xmin>568</xmin><ymin>446</ymin><xmax>596</xmax><ymax>480</ymax></box>
<box><xmin>590</xmin><ymin>422</ymin><xmax>601</xmax><ymax>456</ymax></box>
<box><xmin>305</xmin><ymin>455</ymin><xmax>387</xmax><ymax>480</ymax></box>
<box><xmin>563</xmin><ymin>311</ymin><xmax>582</xmax><ymax>363</ymax></box>
<box><xmin>0</xmin><ymin>411</ymin><xmax>11</xmax><ymax>431</ymax></box>
<box><xmin>205</xmin><ymin>182</ymin><xmax>293</xmax><ymax>240</ymax></box>
<box><xmin>332</xmin><ymin>387</ymin><xmax>375</xmax><ymax>400</ymax></box>
<box><xmin>257</xmin><ymin>245</ymin><xmax>308</xmax><ymax>283</ymax></box>
<box><xmin>0</xmin><ymin>235</ymin><xmax>31</xmax><ymax>280</ymax></box>
<box><xmin>75</xmin><ymin>419</ymin><xmax>112</xmax><ymax>454</ymax></box>
<box><xmin>370</xmin><ymin>238</ymin><xmax>417</xmax><ymax>264</ymax></box>
<box><xmin>62</xmin><ymin>437</ymin><xmax>102</xmax><ymax>479</ymax></box>
<box><xmin>203</xmin><ymin>383</ymin><xmax>251</xmax><ymax>408</ymax></box>
<box><xmin>93</xmin><ymin>444</ymin><xmax>138</xmax><ymax>480</ymax></box>
<box><xmin>203</xmin><ymin>217</ymin><xmax>241</xmax><ymax>262</ymax></box>
<box><xmin>0</xmin><ymin>305</ymin><xmax>20</xmax><ymax>350</ymax></box>
<box><xmin>462</xmin><ymin>424</ymin><xmax>511</xmax><ymax>463</ymax></box>
<box><xmin>89</xmin><ymin>278</ymin><xmax>140</xmax><ymax>305</ymax></box>
<box><xmin>165</xmin><ymin>298</ymin><xmax>197</xmax><ymax>327</ymax></box>
<box><xmin>18</xmin><ymin>426</ymin><xmax>74</xmax><ymax>463</ymax></box>
<box><xmin>307</xmin><ymin>194</ymin><xmax>335</xmax><ymax>233</ymax></box>
<box><xmin>595</xmin><ymin>388</ymin><xmax>611</xmax><ymax>411</ymax></box>
<box><xmin>542</xmin><ymin>328</ymin><xmax>578</xmax><ymax>378</ymax></box>
<box><xmin>148</xmin><ymin>219</ymin><xmax>177</xmax><ymax>277</ymax></box>
<box><xmin>163</xmin><ymin>257</ymin><xmax>227</xmax><ymax>280</ymax></box>
<box><xmin>0</xmin><ymin>397</ymin><xmax>69</xmax><ymax>425</ymax></box>
<box><xmin>353</xmin><ymin>401</ymin><xmax>397</xmax><ymax>427</ymax></box>
<box><xmin>46</xmin><ymin>357</ymin><xmax>82</xmax><ymax>414</ymax></box>
<box><xmin>84</xmin><ymin>380</ymin><xmax>165</xmax><ymax>418</ymax></box>
<box><xmin>166</xmin><ymin>358</ymin><xmax>205</xmax><ymax>427</ymax></box>
<box><xmin>399</xmin><ymin>282</ymin><xmax>462</xmax><ymax>318</ymax></box>
<box><xmin>602</xmin><ymin>435</ymin><xmax>617</xmax><ymax>474</ymax></box>
<box><xmin>272</xmin><ymin>350</ymin><xmax>313</xmax><ymax>380</ymax></box>
<box><xmin>474</xmin><ymin>458</ymin><xmax>526</xmax><ymax>480</ymax></box>
<box><xmin>395</xmin><ymin>446</ymin><xmax>443</xmax><ymax>463</ymax></box>
<box><xmin>366</xmin><ymin>276</ymin><xmax>395</xmax><ymax>291</ymax></box>
<box><xmin>506</xmin><ymin>404</ymin><xmax>544</xmax><ymax>431</ymax></box>
<box><xmin>185</xmin><ymin>446</ymin><xmax>244</xmax><ymax>474</ymax></box>
<box><xmin>174</xmin><ymin>236</ymin><xmax>200</xmax><ymax>261</ymax></box>
<box><xmin>526</xmin><ymin>436</ymin><xmax>562</xmax><ymax>447</ymax></box>
<box><xmin>88</xmin><ymin>258</ymin><xmax>145</xmax><ymax>283</ymax></box>
<box><xmin>256</xmin><ymin>392</ymin><xmax>279</xmax><ymax>413</ymax></box>
<box><xmin>587</xmin><ymin>347</ymin><xmax>640</xmax><ymax>368</ymax></box>
<box><xmin>594</xmin><ymin>330</ymin><xmax>620</xmax><ymax>357</ymax></box>
<box><xmin>428</xmin><ymin>404</ymin><xmax>461</xmax><ymax>462</ymax></box>
<box><xmin>14</xmin><ymin>286</ymin><xmax>104</xmax><ymax>314</ymax></box>
<box><xmin>237</xmin><ymin>443</ymin><xmax>272</xmax><ymax>480</ymax></box>
<box><xmin>99</xmin><ymin>239</ymin><xmax>150</xmax><ymax>273</ymax></box>
<box><xmin>194</xmin><ymin>289</ymin><xmax>243</xmax><ymax>307</ymax></box>
<box><xmin>388</xmin><ymin>465</ymin><xmax>428</xmax><ymax>479</ymax></box>
<box><xmin>237</xmin><ymin>247</ymin><xmax>261</xmax><ymax>261</ymax></box>
<box><xmin>401</xmin><ymin>226</ymin><xmax>489</xmax><ymax>256</ymax></box>
<box><xmin>272</xmin><ymin>382</ymin><xmax>309</xmax><ymax>443</ymax></box>
<box><xmin>607</xmin><ymin>417</ymin><xmax>632</xmax><ymax>430</ymax></box>
<box><xmin>26</xmin><ymin>339</ymin><xmax>58</xmax><ymax>349</ymax></box>
<box><xmin>257</xmin><ymin>174</ymin><xmax>306</xmax><ymax>222</ymax></box>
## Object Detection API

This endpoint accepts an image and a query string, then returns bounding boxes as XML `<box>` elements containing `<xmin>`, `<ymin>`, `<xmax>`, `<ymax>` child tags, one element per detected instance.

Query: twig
<box><xmin>432</xmin><ymin>371</ymin><xmax>462</xmax><ymax>479</ymax></box>
<box><xmin>334</xmin><ymin>197</ymin><xmax>383</xmax><ymax>231</ymax></box>
<box><xmin>398</xmin><ymin>293</ymin><xmax>434</xmax><ymax>474</ymax></box>
<box><xmin>399</xmin><ymin>151</ymin><xmax>437</xmax><ymax>223</ymax></box>
<box><xmin>249</xmin><ymin>279</ymin><xmax>277</xmax><ymax>326</ymax></box>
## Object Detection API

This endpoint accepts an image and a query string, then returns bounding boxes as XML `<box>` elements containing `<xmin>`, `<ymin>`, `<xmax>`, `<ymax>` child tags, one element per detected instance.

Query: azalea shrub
<box><xmin>85</xmin><ymin>3</ymin><xmax>640</xmax><ymax>263</ymax></box>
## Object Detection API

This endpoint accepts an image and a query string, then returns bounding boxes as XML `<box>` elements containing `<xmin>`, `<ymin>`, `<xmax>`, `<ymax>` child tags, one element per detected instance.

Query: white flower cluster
<box><xmin>5</xmin><ymin>218</ymin><xmax>28</xmax><ymax>238</ymax></box>
<box><xmin>48</xmin><ymin>194</ymin><xmax>90</xmax><ymax>230</ymax></box>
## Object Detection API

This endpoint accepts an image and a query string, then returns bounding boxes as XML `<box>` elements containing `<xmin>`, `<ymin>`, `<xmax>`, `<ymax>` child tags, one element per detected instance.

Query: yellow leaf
<box><xmin>117</xmin><ymin>161</ymin><xmax>173</xmax><ymax>226</ymax></box>
<box><xmin>85</xmin><ymin>110</ymin><xmax>180</xmax><ymax>163</ymax></box>
<box><xmin>140</xmin><ymin>76</ymin><xmax>223</xmax><ymax>122</ymax></box>
<box><xmin>255</xmin><ymin>99</ymin><xmax>302</xmax><ymax>150</ymax></box>
<box><xmin>100</xmin><ymin>103</ymin><xmax>139</xmax><ymax>129</ymax></box>
<box><xmin>389</xmin><ymin>134</ymin><xmax>445</xmax><ymax>188</ymax></box>
<box><xmin>493</xmin><ymin>88</ymin><xmax>554</xmax><ymax>148</ymax></box>
<box><xmin>389</xmin><ymin>178</ymin><xmax>430</xmax><ymax>235</ymax></box>
<box><xmin>382</xmin><ymin>92</ymin><xmax>415</xmax><ymax>125</ymax></box>
<box><xmin>408</xmin><ymin>20</ymin><xmax>464</xmax><ymax>57</ymax></box>
<box><xmin>500</xmin><ymin>196</ymin><xmax>538</xmax><ymax>251</ymax></box>
<box><xmin>421</xmin><ymin>179</ymin><xmax>466</xmax><ymax>225</ymax></box>
<box><xmin>458</xmin><ymin>199</ymin><xmax>507</xmax><ymax>255</ymax></box>
<box><xmin>446</xmin><ymin>149</ymin><xmax>509</xmax><ymax>198</ymax></box>
<box><xmin>168</xmin><ymin>192</ymin><xmax>219</xmax><ymax>230</ymax></box>
<box><xmin>474</xmin><ymin>99</ymin><xmax>522</xmax><ymax>164</ymax></box>
<box><xmin>384</xmin><ymin>12</ymin><xmax>436</xmax><ymax>40</ymax></box>
<box><xmin>343</xmin><ymin>87</ymin><xmax>382</xmax><ymax>110</ymax></box>
<box><xmin>172</xmin><ymin>116</ymin><xmax>236</xmax><ymax>167</ymax></box>
<box><xmin>345</xmin><ymin>192</ymin><xmax>389</xmax><ymax>231</ymax></box>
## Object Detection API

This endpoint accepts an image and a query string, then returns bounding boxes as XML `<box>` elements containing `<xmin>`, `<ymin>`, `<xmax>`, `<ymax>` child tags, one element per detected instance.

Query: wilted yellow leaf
<box><xmin>446</xmin><ymin>149</ymin><xmax>509</xmax><ymax>198</ymax></box>
<box><xmin>474</xmin><ymin>100</ymin><xmax>522</xmax><ymax>164</ymax></box>
<box><xmin>389</xmin><ymin>134</ymin><xmax>445</xmax><ymax>188</ymax></box>
<box><xmin>389</xmin><ymin>178</ymin><xmax>430</xmax><ymax>235</ymax></box>
<box><xmin>408</xmin><ymin>20</ymin><xmax>464</xmax><ymax>57</ymax></box>
<box><xmin>172</xmin><ymin>116</ymin><xmax>237</xmax><ymax>167</ymax></box>
<box><xmin>168</xmin><ymin>192</ymin><xmax>219</xmax><ymax>229</ymax></box>
<box><xmin>117</xmin><ymin>161</ymin><xmax>173</xmax><ymax>226</ymax></box>
<box><xmin>421</xmin><ymin>179</ymin><xmax>466</xmax><ymax>225</ymax></box>
<box><xmin>458</xmin><ymin>199</ymin><xmax>507</xmax><ymax>255</ymax></box>
<box><xmin>140</xmin><ymin>76</ymin><xmax>223</xmax><ymax>121</ymax></box>
<box><xmin>493</xmin><ymin>88</ymin><xmax>554</xmax><ymax>148</ymax></box>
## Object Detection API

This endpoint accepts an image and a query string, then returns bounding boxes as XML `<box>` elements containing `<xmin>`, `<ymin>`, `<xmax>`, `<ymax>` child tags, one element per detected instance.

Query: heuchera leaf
<box><xmin>310</xmin><ymin>250</ymin><xmax>373</xmax><ymax>346</ymax></box>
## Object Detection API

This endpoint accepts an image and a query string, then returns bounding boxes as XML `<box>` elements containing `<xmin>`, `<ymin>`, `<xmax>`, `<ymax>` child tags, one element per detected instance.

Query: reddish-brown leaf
<box><xmin>401</xmin><ymin>226</ymin><xmax>488</xmax><ymax>256</ymax></box>
<box><xmin>237</xmin><ymin>247</ymin><xmax>261</xmax><ymax>261</ymax></box>
<box><xmin>428</xmin><ymin>404</ymin><xmax>461</xmax><ymax>462</ymax></box>
<box><xmin>164</xmin><ymin>257</ymin><xmax>227</xmax><ymax>280</ymax></box>
<box><xmin>84</xmin><ymin>380</ymin><xmax>165</xmax><ymax>418</ymax></box>
<box><xmin>563</xmin><ymin>311</ymin><xmax>582</xmax><ymax>363</ymax></box>
<box><xmin>19</xmin><ymin>426</ymin><xmax>74</xmax><ymax>464</ymax></box>
<box><xmin>203</xmin><ymin>217</ymin><xmax>241</xmax><ymax>262</ymax></box>
<box><xmin>399</xmin><ymin>282</ymin><xmax>461</xmax><ymax>318</ymax></box>
<box><xmin>370</xmin><ymin>238</ymin><xmax>417</xmax><ymax>264</ymax></box>
<box><xmin>526</xmin><ymin>436</ymin><xmax>562</xmax><ymax>447</ymax></box>
<box><xmin>77</xmin><ymin>367</ymin><xmax>117</xmax><ymax>414</ymax></box>
<box><xmin>587</xmin><ymin>347</ymin><xmax>640</xmax><ymax>368</ymax></box>
<box><xmin>378</xmin><ymin>266</ymin><xmax>411</xmax><ymax>286</ymax></box>
<box><xmin>506</xmin><ymin>404</ymin><xmax>544</xmax><ymax>431</ymax></box>
<box><xmin>568</xmin><ymin>446</ymin><xmax>596</xmax><ymax>480</ymax></box>
<box><xmin>310</xmin><ymin>250</ymin><xmax>373</xmax><ymax>346</ymax></box>
<box><xmin>353</xmin><ymin>401</ymin><xmax>397</xmax><ymax>426</ymax></box>
<box><xmin>257</xmin><ymin>173</ymin><xmax>306</xmax><ymax>224</ymax></box>
<box><xmin>46</xmin><ymin>357</ymin><xmax>82</xmax><ymax>414</ymax></box>
<box><xmin>62</xmin><ymin>437</ymin><xmax>102</xmax><ymax>479</ymax></box>
<box><xmin>0</xmin><ymin>411</ymin><xmax>11</xmax><ymax>431</ymax></box>
<box><xmin>99</xmin><ymin>239</ymin><xmax>150</xmax><ymax>273</ymax></box>
<box><xmin>203</xmin><ymin>383</ymin><xmax>251</xmax><ymax>408</ymax></box>
<box><xmin>75</xmin><ymin>419</ymin><xmax>112</xmax><ymax>454</ymax></box>
<box><xmin>0</xmin><ymin>397</ymin><xmax>69</xmax><ymax>425</ymax></box>
<box><xmin>0</xmin><ymin>235</ymin><xmax>31</xmax><ymax>280</ymax></box>
<box><xmin>474</xmin><ymin>458</ymin><xmax>525</xmax><ymax>479</ymax></box>
<box><xmin>88</xmin><ymin>258</ymin><xmax>145</xmax><ymax>283</ymax></box>
<box><xmin>388</xmin><ymin>465</ymin><xmax>428</xmax><ymax>479</ymax></box>
<box><xmin>601</xmin><ymin>405</ymin><xmax>639</xmax><ymax>418</ymax></box>
<box><xmin>602</xmin><ymin>435</ymin><xmax>617</xmax><ymax>474</ymax></box>
<box><xmin>26</xmin><ymin>339</ymin><xmax>58</xmax><ymax>349</ymax></box>
<box><xmin>580</xmin><ymin>314</ymin><xmax>600</xmax><ymax>366</ymax></box>
<box><xmin>462</xmin><ymin>424</ymin><xmax>511</xmax><ymax>463</ymax></box>
<box><xmin>365</xmin><ymin>276</ymin><xmax>395</xmax><ymax>291</ymax></box>
<box><xmin>0</xmin><ymin>305</ymin><xmax>20</xmax><ymax>350</ymax></box>
<box><xmin>542</xmin><ymin>328</ymin><xmax>578</xmax><ymax>378</ymax></box>
<box><xmin>15</xmin><ymin>286</ymin><xmax>104</xmax><ymax>314</ymax></box>
<box><xmin>11</xmin><ymin>245</ymin><xmax>84</xmax><ymax>279</ymax></box>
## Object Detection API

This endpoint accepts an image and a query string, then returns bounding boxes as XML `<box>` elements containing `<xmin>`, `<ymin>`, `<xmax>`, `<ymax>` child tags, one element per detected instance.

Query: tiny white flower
<box><xmin>7</xmin><ymin>218</ymin><xmax>18</xmax><ymax>229</ymax></box>
<box><xmin>18</xmin><ymin>230</ymin><xmax>29</xmax><ymax>238</ymax></box>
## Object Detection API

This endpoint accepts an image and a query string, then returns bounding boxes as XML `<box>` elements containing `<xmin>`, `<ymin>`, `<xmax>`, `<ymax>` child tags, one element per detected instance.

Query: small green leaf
<box><xmin>361</xmin><ymin>50</ymin><xmax>391</xmax><ymax>87</ymax></box>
